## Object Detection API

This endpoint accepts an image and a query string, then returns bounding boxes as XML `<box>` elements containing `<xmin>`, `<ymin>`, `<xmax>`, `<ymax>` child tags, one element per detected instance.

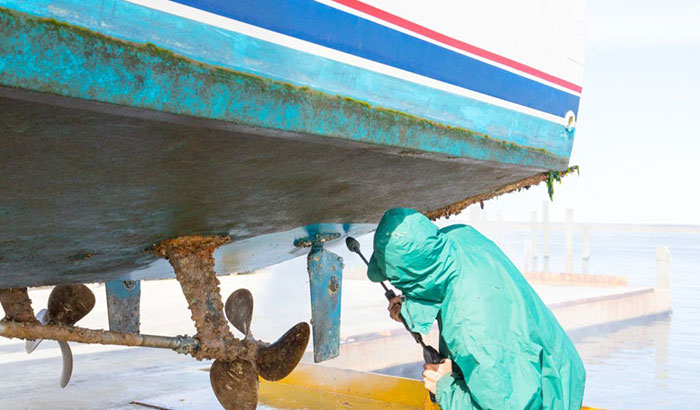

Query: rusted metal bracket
<box><xmin>150</xmin><ymin>235</ymin><xmax>311</xmax><ymax>409</ymax></box>
<box><xmin>106</xmin><ymin>280</ymin><xmax>141</xmax><ymax>333</ymax></box>
<box><xmin>296</xmin><ymin>235</ymin><xmax>344</xmax><ymax>362</ymax></box>
<box><xmin>0</xmin><ymin>288</ymin><xmax>39</xmax><ymax>324</ymax></box>
<box><xmin>151</xmin><ymin>235</ymin><xmax>253</xmax><ymax>362</ymax></box>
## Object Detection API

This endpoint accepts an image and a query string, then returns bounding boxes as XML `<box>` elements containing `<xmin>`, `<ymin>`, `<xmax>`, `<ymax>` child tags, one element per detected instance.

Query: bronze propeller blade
<box><xmin>257</xmin><ymin>322</ymin><xmax>310</xmax><ymax>381</ymax></box>
<box><xmin>210</xmin><ymin>289</ymin><xmax>310</xmax><ymax>409</ymax></box>
<box><xmin>210</xmin><ymin>358</ymin><xmax>259</xmax><ymax>410</ymax></box>
<box><xmin>25</xmin><ymin>284</ymin><xmax>96</xmax><ymax>388</ymax></box>
<box><xmin>25</xmin><ymin>308</ymin><xmax>48</xmax><ymax>354</ymax></box>
<box><xmin>47</xmin><ymin>284</ymin><xmax>96</xmax><ymax>326</ymax></box>
<box><xmin>58</xmin><ymin>340</ymin><xmax>73</xmax><ymax>388</ymax></box>
<box><xmin>224</xmin><ymin>288</ymin><xmax>254</xmax><ymax>337</ymax></box>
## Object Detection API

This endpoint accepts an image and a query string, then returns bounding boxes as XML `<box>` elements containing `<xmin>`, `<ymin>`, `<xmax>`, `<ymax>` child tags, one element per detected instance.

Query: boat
<box><xmin>0</xmin><ymin>0</ymin><xmax>585</xmax><ymax>408</ymax></box>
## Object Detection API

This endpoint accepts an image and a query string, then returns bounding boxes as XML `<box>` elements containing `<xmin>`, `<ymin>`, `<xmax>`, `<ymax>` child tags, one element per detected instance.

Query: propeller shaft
<box><xmin>0</xmin><ymin>320</ymin><xmax>201</xmax><ymax>356</ymax></box>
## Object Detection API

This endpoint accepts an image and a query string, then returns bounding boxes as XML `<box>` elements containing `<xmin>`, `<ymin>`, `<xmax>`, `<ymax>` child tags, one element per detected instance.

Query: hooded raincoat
<box><xmin>367</xmin><ymin>208</ymin><xmax>585</xmax><ymax>410</ymax></box>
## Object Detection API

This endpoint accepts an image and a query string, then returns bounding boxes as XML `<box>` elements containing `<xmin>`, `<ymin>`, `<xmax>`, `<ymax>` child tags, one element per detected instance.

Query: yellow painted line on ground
<box><xmin>259</xmin><ymin>381</ymin><xmax>436</xmax><ymax>410</ymax></box>
<box><xmin>260</xmin><ymin>363</ymin><xmax>437</xmax><ymax>409</ymax></box>
<box><xmin>259</xmin><ymin>363</ymin><xmax>605</xmax><ymax>410</ymax></box>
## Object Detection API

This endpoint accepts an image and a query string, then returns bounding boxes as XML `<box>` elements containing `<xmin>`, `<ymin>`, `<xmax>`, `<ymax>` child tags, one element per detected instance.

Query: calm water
<box><xmin>382</xmin><ymin>227</ymin><xmax>700</xmax><ymax>410</ymax></box>
<box><xmin>561</xmin><ymin>231</ymin><xmax>699</xmax><ymax>410</ymax></box>
<box><xmin>489</xmin><ymin>228</ymin><xmax>699</xmax><ymax>410</ymax></box>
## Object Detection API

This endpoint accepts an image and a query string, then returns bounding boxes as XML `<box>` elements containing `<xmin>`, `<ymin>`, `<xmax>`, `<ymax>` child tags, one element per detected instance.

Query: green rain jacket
<box><xmin>367</xmin><ymin>208</ymin><xmax>585</xmax><ymax>410</ymax></box>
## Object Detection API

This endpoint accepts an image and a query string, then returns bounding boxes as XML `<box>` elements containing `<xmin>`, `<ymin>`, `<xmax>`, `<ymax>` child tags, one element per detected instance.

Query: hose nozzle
<box><xmin>345</xmin><ymin>236</ymin><xmax>360</xmax><ymax>253</ymax></box>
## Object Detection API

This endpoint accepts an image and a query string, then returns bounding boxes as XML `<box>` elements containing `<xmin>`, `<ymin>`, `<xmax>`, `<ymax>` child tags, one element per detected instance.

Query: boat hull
<box><xmin>0</xmin><ymin>0</ymin><xmax>583</xmax><ymax>286</ymax></box>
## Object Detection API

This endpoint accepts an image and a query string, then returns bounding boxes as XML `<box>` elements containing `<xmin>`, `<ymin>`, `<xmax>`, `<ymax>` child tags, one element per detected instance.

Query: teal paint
<box><xmin>0</xmin><ymin>0</ymin><xmax>574</xmax><ymax>158</ymax></box>
<box><xmin>106</xmin><ymin>280</ymin><xmax>140</xmax><ymax>300</ymax></box>
<box><xmin>306</xmin><ymin>243</ymin><xmax>343</xmax><ymax>362</ymax></box>
<box><xmin>126</xmin><ymin>224</ymin><xmax>376</xmax><ymax>283</ymax></box>
<box><xmin>105</xmin><ymin>280</ymin><xmax>140</xmax><ymax>333</ymax></box>
<box><xmin>0</xmin><ymin>7</ymin><xmax>567</xmax><ymax>169</ymax></box>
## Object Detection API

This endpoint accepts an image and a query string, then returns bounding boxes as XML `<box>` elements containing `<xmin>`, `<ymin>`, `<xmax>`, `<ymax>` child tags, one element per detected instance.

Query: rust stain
<box><xmin>425</xmin><ymin>171</ymin><xmax>550</xmax><ymax>220</ymax></box>
<box><xmin>151</xmin><ymin>235</ymin><xmax>249</xmax><ymax>361</ymax></box>
<box><xmin>0</xmin><ymin>321</ymin><xmax>140</xmax><ymax>345</ymax></box>
<box><xmin>68</xmin><ymin>252</ymin><xmax>93</xmax><ymax>261</ymax></box>
<box><xmin>0</xmin><ymin>287</ymin><xmax>39</xmax><ymax>324</ymax></box>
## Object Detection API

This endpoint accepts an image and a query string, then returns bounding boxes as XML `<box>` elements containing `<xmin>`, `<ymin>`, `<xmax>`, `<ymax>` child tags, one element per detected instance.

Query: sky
<box><xmin>490</xmin><ymin>0</ymin><xmax>700</xmax><ymax>225</ymax></box>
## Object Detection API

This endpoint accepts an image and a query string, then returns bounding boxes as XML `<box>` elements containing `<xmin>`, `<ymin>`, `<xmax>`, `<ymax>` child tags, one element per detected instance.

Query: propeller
<box><xmin>25</xmin><ymin>284</ymin><xmax>96</xmax><ymax>388</ymax></box>
<box><xmin>224</xmin><ymin>288</ymin><xmax>254</xmax><ymax>337</ymax></box>
<box><xmin>256</xmin><ymin>322</ymin><xmax>310</xmax><ymax>382</ymax></box>
<box><xmin>210</xmin><ymin>289</ymin><xmax>310</xmax><ymax>410</ymax></box>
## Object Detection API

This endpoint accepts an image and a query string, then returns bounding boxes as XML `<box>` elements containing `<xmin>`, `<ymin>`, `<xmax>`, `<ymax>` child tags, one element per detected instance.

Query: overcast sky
<box><xmin>488</xmin><ymin>0</ymin><xmax>699</xmax><ymax>225</ymax></box>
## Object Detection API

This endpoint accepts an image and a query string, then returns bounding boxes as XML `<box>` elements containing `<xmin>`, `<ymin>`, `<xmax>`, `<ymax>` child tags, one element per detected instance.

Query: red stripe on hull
<box><xmin>330</xmin><ymin>0</ymin><xmax>583</xmax><ymax>93</ymax></box>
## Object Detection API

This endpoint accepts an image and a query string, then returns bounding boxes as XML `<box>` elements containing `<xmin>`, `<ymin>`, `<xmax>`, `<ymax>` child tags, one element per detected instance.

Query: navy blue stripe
<box><xmin>171</xmin><ymin>0</ymin><xmax>580</xmax><ymax>117</ymax></box>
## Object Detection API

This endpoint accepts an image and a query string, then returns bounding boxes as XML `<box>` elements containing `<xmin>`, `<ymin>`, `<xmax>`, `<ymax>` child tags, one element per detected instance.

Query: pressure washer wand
<box><xmin>345</xmin><ymin>237</ymin><xmax>441</xmax><ymax>401</ymax></box>
<box><xmin>351</xmin><ymin>245</ymin><xmax>396</xmax><ymax>299</ymax></box>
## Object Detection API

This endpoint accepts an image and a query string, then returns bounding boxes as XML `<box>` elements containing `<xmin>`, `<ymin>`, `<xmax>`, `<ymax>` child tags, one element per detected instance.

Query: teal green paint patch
<box><xmin>0</xmin><ymin>7</ymin><xmax>567</xmax><ymax>170</ymax></box>
<box><xmin>0</xmin><ymin>0</ymin><xmax>574</xmax><ymax>158</ymax></box>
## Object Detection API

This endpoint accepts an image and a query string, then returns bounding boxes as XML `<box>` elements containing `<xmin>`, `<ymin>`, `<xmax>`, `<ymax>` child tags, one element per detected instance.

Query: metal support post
<box><xmin>106</xmin><ymin>280</ymin><xmax>141</xmax><ymax>333</ymax></box>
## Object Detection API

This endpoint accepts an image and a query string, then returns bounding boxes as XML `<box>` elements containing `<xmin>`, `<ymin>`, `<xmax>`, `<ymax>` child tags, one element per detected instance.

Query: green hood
<box><xmin>367</xmin><ymin>208</ymin><xmax>458</xmax><ymax>333</ymax></box>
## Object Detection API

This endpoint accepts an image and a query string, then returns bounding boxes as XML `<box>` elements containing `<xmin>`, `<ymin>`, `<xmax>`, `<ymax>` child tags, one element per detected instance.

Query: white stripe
<box><xmin>313</xmin><ymin>0</ymin><xmax>581</xmax><ymax>96</ymax></box>
<box><xmin>325</xmin><ymin>0</ymin><xmax>585</xmax><ymax>87</ymax></box>
<box><xmin>125</xmin><ymin>0</ymin><xmax>570</xmax><ymax>124</ymax></box>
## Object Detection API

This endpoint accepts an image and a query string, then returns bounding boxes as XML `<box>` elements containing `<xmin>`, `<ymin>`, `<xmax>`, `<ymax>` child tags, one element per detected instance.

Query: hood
<box><xmin>367</xmin><ymin>208</ymin><xmax>460</xmax><ymax>333</ymax></box>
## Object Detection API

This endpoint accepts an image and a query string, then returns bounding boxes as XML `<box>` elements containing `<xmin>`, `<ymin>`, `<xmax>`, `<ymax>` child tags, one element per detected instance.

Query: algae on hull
<box><xmin>546</xmin><ymin>165</ymin><xmax>580</xmax><ymax>200</ymax></box>
<box><xmin>425</xmin><ymin>165</ymin><xmax>580</xmax><ymax>220</ymax></box>
<box><xmin>0</xmin><ymin>6</ymin><xmax>567</xmax><ymax>169</ymax></box>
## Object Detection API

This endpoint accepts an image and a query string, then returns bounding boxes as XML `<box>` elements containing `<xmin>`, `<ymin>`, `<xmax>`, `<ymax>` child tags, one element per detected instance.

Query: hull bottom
<box><xmin>1</xmin><ymin>88</ymin><xmax>547</xmax><ymax>287</ymax></box>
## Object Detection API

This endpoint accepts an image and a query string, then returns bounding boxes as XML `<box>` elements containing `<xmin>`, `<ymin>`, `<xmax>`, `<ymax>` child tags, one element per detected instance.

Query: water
<box><xmin>381</xmin><ymin>226</ymin><xmax>700</xmax><ymax>410</ymax></box>
<box><xmin>564</xmin><ymin>231</ymin><xmax>699</xmax><ymax>410</ymax></box>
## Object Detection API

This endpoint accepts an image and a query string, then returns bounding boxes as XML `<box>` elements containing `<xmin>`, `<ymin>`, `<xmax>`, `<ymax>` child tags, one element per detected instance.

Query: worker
<box><xmin>366</xmin><ymin>208</ymin><xmax>586</xmax><ymax>409</ymax></box>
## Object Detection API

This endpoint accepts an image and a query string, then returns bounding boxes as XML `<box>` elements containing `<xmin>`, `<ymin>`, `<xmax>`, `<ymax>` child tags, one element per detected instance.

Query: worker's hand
<box><xmin>387</xmin><ymin>296</ymin><xmax>403</xmax><ymax>322</ymax></box>
<box><xmin>422</xmin><ymin>359</ymin><xmax>452</xmax><ymax>395</ymax></box>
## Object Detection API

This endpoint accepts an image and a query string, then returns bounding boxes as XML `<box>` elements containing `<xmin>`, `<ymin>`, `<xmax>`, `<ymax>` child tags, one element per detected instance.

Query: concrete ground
<box><xmin>0</xmin><ymin>269</ymin><xmax>663</xmax><ymax>409</ymax></box>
